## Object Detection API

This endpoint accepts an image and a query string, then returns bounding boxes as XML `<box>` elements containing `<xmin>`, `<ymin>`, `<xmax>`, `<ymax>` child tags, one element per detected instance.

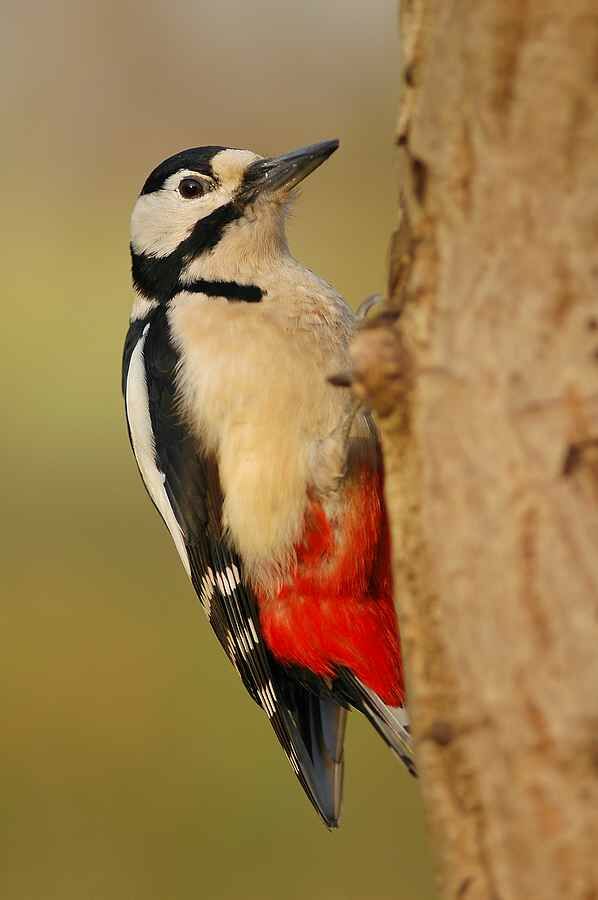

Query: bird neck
<box><xmin>131</xmin><ymin>201</ymin><xmax>290</xmax><ymax>307</ymax></box>
<box><xmin>183</xmin><ymin>202</ymin><xmax>290</xmax><ymax>285</ymax></box>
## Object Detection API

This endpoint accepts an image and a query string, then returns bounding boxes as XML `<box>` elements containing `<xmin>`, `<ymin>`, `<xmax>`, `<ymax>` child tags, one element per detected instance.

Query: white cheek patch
<box><xmin>125</xmin><ymin>325</ymin><xmax>191</xmax><ymax>576</ymax></box>
<box><xmin>130</xmin><ymin>169</ymin><xmax>233</xmax><ymax>259</ymax></box>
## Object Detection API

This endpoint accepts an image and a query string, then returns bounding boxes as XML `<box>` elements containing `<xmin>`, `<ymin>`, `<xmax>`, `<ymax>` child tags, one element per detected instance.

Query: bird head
<box><xmin>130</xmin><ymin>140</ymin><xmax>339</xmax><ymax>301</ymax></box>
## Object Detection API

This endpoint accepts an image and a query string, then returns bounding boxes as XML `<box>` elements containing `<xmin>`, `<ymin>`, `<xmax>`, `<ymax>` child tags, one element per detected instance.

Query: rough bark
<box><xmin>350</xmin><ymin>2</ymin><xmax>598</xmax><ymax>897</ymax></box>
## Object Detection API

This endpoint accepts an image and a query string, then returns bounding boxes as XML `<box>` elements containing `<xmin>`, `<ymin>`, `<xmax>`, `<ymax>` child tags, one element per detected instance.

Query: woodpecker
<box><xmin>122</xmin><ymin>139</ymin><xmax>414</xmax><ymax>828</ymax></box>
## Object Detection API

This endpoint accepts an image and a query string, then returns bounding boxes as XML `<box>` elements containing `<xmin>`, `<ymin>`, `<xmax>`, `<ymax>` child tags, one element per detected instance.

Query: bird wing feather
<box><xmin>123</xmin><ymin>306</ymin><xmax>346</xmax><ymax>826</ymax></box>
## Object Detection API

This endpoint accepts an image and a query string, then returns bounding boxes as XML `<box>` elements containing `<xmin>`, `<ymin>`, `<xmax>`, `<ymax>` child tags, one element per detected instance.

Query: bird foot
<box><xmin>327</xmin><ymin>295</ymin><xmax>384</xmax><ymax>389</ymax></box>
<box><xmin>355</xmin><ymin>293</ymin><xmax>384</xmax><ymax>320</ymax></box>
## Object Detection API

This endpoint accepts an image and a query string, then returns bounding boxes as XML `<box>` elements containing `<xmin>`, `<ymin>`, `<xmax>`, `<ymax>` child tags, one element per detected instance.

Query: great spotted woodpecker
<box><xmin>122</xmin><ymin>140</ymin><xmax>414</xmax><ymax>828</ymax></box>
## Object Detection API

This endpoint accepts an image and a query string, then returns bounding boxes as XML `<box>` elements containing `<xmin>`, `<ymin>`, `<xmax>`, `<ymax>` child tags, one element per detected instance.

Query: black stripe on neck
<box><xmin>184</xmin><ymin>280</ymin><xmax>264</xmax><ymax>303</ymax></box>
<box><xmin>131</xmin><ymin>201</ymin><xmax>243</xmax><ymax>304</ymax></box>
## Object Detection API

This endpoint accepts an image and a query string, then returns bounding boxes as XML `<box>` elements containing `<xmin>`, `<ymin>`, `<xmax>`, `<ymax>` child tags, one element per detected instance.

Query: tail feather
<box><xmin>336</xmin><ymin>670</ymin><xmax>416</xmax><ymax>776</ymax></box>
<box><xmin>276</xmin><ymin>676</ymin><xmax>347</xmax><ymax>827</ymax></box>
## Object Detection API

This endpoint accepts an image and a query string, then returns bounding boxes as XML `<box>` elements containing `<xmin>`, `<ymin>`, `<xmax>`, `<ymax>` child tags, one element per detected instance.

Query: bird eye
<box><xmin>178</xmin><ymin>177</ymin><xmax>206</xmax><ymax>199</ymax></box>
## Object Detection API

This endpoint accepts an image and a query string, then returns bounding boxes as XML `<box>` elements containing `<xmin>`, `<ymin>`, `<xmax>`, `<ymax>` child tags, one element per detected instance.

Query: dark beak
<box><xmin>241</xmin><ymin>139</ymin><xmax>339</xmax><ymax>200</ymax></box>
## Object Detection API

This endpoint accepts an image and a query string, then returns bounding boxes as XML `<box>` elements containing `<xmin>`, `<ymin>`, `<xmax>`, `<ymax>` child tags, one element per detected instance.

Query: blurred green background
<box><xmin>1</xmin><ymin>1</ymin><xmax>437</xmax><ymax>898</ymax></box>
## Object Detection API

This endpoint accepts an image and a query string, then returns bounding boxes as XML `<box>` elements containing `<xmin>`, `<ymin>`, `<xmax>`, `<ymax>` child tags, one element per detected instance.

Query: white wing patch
<box><xmin>199</xmin><ymin>568</ymin><xmax>216</xmax><ymax>617</ymax></box>
<box><xmin>125</xmin><ymin>324</ymin><xmax>191</xmax><ymax>576</ymax></box>
<box><xmin>215</xmin><ymin>564</ymin><xmax>241</xmax><ymax>596</ymax></box>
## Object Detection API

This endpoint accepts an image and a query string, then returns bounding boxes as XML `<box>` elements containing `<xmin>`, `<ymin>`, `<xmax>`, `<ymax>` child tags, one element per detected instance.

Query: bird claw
<box><xmin>355</xmin><ymin>293</ymin><xmax>384</xmax><ymax>320</ymax></box>
<box><xmin>327</xmin><ymin>370</ymin><xmax>353</xmax><ymax>388</ymax></box>
<box><xmin>328</xmin><ymin>296</ymin><xmax>384</xmax><ymax>388</ymax></box>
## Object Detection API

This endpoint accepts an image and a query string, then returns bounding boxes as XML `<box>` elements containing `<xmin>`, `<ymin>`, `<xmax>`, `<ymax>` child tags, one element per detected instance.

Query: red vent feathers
<box><xmin>259</xmin><ymin>469</ymin><xmax>404</xmax><ymax>706</ymax></box>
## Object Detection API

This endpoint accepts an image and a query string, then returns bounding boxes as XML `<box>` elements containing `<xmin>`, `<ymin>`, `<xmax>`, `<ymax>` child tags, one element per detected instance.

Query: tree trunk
<box><xmin>350</xmin><ymin>2</ymin><xmax>598</xmax><ymax>897</ymax></box>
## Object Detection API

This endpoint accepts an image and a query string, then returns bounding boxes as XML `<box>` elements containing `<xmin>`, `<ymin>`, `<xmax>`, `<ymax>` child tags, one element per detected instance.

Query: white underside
<box><xmin>167</xmin><ymin>266</ymin><xmax>367</xmax><ymax>593</ymax></box>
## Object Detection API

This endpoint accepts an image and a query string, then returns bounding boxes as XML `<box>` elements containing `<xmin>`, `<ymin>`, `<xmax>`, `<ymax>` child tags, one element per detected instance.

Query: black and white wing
<box><xmin>122</xmin><ymin>306</ymin><xmax>347</xmax><ymax>827</ymax></box>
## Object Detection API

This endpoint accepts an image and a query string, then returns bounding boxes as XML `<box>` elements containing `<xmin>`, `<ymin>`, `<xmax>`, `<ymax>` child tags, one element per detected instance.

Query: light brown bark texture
<box><xmin>350</xmin><ymin>2</ymin><xmax>598</xmax><ymax>898</ymax></box>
